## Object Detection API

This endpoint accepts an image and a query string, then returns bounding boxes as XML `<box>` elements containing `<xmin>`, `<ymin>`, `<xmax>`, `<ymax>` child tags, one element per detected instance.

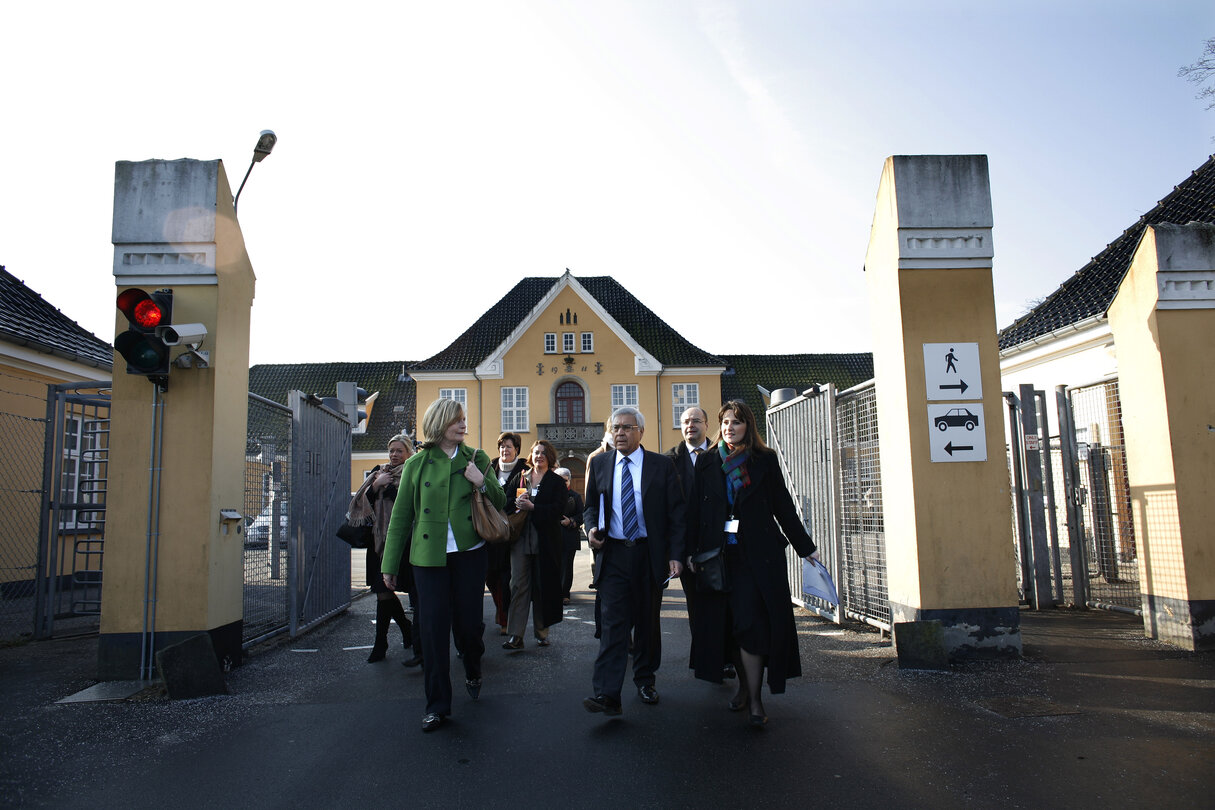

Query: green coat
<box><xmin>381</xmin><ymin>444</ymin><xmax>506</xmax><ymax>571</ymax></box>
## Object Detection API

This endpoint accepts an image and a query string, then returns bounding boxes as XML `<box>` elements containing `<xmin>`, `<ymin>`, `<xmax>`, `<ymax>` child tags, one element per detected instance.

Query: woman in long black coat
<box><xmin>687</xmin><ymin>400</ymin><xmax>816</xmax><ymax>726</ymax></box>
<box><xmin>502</xmin><ymin>439</ymin><xmax>566</xmax><ymax>649</ymax></box>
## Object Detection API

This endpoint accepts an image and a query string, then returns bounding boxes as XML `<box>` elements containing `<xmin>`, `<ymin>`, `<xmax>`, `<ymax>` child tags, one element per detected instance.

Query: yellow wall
<box><xmin>1108</xmin><ymin>226</ymin><xmax>1215</xmax><ymax>606</ymax></box>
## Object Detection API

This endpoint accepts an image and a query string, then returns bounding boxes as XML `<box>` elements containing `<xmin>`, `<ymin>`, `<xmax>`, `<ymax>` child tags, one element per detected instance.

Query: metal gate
<box><xmin>285</xmin><ymin>391</ymin><xmax>352</xmax><ymax>637</ymax></box>
<box><xmin>32</xmin><ymin>382</ymin><xmax>111</xmax><ymax>640</ymax></box>
<box><xmin>1005</xmin><ymin>378</ymin><xmax>1141</xmax><ymax>614</ymax></box>
<box><xmin>767</xmin><ymin>381</ymin><xmax>890</xmax><ymax>630</ymax></box>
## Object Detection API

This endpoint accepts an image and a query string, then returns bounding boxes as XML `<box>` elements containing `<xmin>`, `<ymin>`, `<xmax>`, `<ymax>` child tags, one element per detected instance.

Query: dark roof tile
<box><xmin>0</xmin><ymin>266</ymin><xmax>113</xmax><ymax>369</ymax></box>
<box><xmin>999</xmin><ymin>154</ymin><xmax>1215</xmax><ymax>350</ymax></box>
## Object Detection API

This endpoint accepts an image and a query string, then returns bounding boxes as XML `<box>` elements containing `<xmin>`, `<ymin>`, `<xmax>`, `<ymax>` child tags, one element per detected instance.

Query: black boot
<box><xmin>368</xmin><ymin>599</ymin><xmax>391</xmax><ymax>663</ymax></box>
<box><xmin>386</xmin><ymin>595</ymin><xmax>413</xmax><ymax>649</ymax></box>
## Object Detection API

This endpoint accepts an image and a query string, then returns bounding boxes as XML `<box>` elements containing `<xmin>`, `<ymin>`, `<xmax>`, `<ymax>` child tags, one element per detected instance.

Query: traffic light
<box><xmin>320</xmin><ymin>382</ymin><xmax>373</xmax><ymax>432</ymax></box>
<box><xmin>116</xmin><ymin>288</ymin><xmax>173</xmax><ymax>386</ymax></box>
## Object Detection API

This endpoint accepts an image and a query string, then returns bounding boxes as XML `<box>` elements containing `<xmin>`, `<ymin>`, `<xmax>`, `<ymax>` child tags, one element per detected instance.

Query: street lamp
<box><xmin>233</xmin><ymin>129</ymin><xmax>277</xmax><ymax>215</ymax></box>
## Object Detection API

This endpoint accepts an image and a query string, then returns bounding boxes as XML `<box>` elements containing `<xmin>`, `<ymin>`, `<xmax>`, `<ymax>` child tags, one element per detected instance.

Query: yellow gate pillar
<box><xmin>100</xmin><ymin>159</ymin><xmax>255</xmax><ymax>679</ymax></box>
<box><xmin>1107</xmin><ymin>223</ymin><xmax>1215</xmax><ymax>651</ymax></box>
<box><xmin>864</xmin><ymin>155</ymin><xmax>1021</xmax><ymax>659</ymax></box>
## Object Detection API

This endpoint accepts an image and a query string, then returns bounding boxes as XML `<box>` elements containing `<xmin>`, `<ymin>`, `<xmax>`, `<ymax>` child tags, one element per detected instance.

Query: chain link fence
<box><xmin>0</xmin><ymin>380</ymin><xmax>50</xmax><ymax>643</ymax></box>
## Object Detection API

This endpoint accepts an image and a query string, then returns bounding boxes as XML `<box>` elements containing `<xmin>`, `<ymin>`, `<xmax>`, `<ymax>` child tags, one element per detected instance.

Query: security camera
<box><xmin>156</xmin><ymin>323</ymin><xmax>208</xmax><ymax>346</ymax></box>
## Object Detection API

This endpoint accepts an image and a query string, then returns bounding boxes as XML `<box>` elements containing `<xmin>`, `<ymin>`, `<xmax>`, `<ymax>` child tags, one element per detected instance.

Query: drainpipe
<box><xmin>655</xmin><ymin>365</ymin><xmax>664</xmax><ymax>452</ymax></box>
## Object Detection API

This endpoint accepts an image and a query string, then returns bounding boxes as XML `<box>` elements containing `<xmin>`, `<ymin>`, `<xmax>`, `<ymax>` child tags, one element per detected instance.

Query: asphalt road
<box><xmin>2</xmin><ymin>559</ymin><xmax>1212</xmax><ymax>809</ymax></box>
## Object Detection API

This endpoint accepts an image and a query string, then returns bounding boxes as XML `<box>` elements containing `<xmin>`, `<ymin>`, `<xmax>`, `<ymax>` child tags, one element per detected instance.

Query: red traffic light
<box><xmin>117</xmin><ymin>288</ymin><xmax>166</xmax><ymax>328</ymax></box>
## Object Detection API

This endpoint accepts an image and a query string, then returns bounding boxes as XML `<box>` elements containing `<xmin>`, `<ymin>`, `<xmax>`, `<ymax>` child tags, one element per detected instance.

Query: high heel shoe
<box><xmin>728</xmin><ymin>693</ymin><xmax>749</xmax><ymax>712</ymax></box>
<box><xmin>502</xmin><ymin>635</ymin><xmax>523</xmax><ymax>650</ymax></box>
<box><xmin>749</xmin><ymin>712</ymin><xmax>768</xmax><ymax>728</ymax></box>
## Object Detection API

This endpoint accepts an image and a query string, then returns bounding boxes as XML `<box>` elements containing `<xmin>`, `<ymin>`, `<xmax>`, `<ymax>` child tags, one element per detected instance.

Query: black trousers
<box><xmin>413</xmin><ymin>544</ymin><xmax>488</xmax><ymax>716</ymax></box>
<box><xmin>591</xmin><ymin>539</ymin><xmax>662</xmax><ymax>701</ymax></box>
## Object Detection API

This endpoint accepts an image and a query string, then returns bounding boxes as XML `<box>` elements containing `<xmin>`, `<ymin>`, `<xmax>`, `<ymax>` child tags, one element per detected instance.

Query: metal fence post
<box><xmin>1056</xmin><ymin>385</ymin><xmax>1088</xmax><ymax>606</ymax></box>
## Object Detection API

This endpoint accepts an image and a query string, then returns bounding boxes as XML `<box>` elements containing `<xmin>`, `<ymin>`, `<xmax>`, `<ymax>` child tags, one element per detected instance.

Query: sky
<box><xmin>2</xmin><ymin>1</ymin><xmax>1212</xmax><ymax>367</ymax></box>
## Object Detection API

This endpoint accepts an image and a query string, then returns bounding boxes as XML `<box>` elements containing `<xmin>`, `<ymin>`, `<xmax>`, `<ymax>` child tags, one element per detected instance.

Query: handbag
<box><xmin>691</xmin><ymin>545</ymin><xmax>729</xmax><ymax>592</ymax></box>
<box><xmin>472</xmin><ymin>488</ymin><xmax>512</xmax><ymax>543</ymax></box>
<box><xmin>336</xmin><ymin>521</ymin><xmax>373</xmax><ymax>549</ymax></box>
<box><xmin>470</xmin><ymin>456</ymin><xmax>512</xmax><ymax>543</ymax></box>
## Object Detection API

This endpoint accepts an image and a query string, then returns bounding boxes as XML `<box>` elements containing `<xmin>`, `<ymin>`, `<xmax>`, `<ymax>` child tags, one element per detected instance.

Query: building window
<box><xmin>581</xmin><ymin>332</ymin><xmax>593</xmax><ymax>353</ymax></box>
<box><xmin>544</xmin><ymin>333</ymin><xmax>557</xmax><ymax>353</ymax></box>
<box><xmin>60</xmin><ymin>413</ymin><xmax>105</xmax><ymax>530</ymax></box>
<box><xmin>555</xmin><ymin>381</ymin><xmax>585</xmax><ymax>423</ymax></box>
<box><xmin>501</xmin><ymin>387</ymin><xmax>529</xmax><ymax>432</ymax></box>
<box><xmin>672</xmin><ymin>383</ymin><xmax>700</xmax><ymax>426</ymax></box>
<box><xmin>439</xmin><ymin>388</ymin><xmax>467</xmax><ymax>407</ymax></box>
<box><xmin>563</xmin><ymin>332</ymin><xmax>576</xmax><ymax>353</ymax></box>
<box><xmin>611</xmin><ymin>384</ymin><xmax>639</xmax><ymax>409</ymax></box>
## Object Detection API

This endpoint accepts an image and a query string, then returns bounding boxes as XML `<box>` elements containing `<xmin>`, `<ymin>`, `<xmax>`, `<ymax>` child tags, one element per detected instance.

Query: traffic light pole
<box><xmin>139</xmin><ymin>386</ymin><xmax>165</xmax><ymax>681</ymax></box>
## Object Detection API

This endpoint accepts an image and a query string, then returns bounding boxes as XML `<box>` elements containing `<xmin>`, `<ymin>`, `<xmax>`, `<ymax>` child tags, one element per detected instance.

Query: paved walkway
<box><xmin>1</xmin><ymin>558</ymin><xmax>1212</xmax><ymax>809</ymax></box>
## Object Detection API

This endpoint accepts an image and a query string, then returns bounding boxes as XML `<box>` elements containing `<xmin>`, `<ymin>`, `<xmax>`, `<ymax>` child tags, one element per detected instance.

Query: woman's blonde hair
<box><xmin>387</xmin><ymin>434</ymin><xmax>415</xmax><ymax>459</ymax></box>
<box><xmin>420</xmin><ymin>398</ymin><xmax>465</xmax><ymax>447</ymax></box>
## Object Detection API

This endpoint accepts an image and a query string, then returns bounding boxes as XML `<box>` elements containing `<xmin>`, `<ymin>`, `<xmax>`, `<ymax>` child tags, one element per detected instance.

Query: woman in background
<box><xmin>349</xmin><ymin>434</ymin><xmax>414</xmax><ymax>663</ymax></box>
<box><xmin>503</xmin><ymin>439</ymin><xmax>566</xmax><ymax>650</ymax></box>
<box><xmin>487</xmin><ymin>432</ymin><xmax>526</xmax><ymax>635</ymax></box>
<box><xmin>556</xmin><ymin>467</ymin><xmax>584</xmax><ymax>605</ymax></box>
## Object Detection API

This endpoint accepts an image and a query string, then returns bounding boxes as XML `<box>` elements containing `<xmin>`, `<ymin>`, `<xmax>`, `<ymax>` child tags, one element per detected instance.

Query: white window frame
<box><xmin>610</xmin><ymin>384</ymin><xmax>639</xmax><ymax>409</ymax></box>
<box><xmin>501</xmin><ymin>386</ymin><xmax>529</xmax><ymax>432</ymax></box>
<box><xmin>562</xmin><ymin>332</ymin><xmax>576</xmax><ymax>353</ymax></box>
<box><xmin>672</xmin><ymin>383</ymin><xmax>700</xmax><ymax>427</ymax></box>
<box><xmin>438</xmin><ymin>388</ymin><xmax>467</xmax><ymax>407</ymax></box>
<box><xmin>581</xmin><ymin>332</ymin><xmax>594</xmax><ymax>353</ymax></box>
<box><xmin>544</xmin><ymin>333</ymin><xmax>557</xmax><ymax>353</ymax></box>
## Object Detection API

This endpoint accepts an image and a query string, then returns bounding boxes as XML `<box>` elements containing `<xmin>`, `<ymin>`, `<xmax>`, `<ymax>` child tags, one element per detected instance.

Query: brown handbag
<box><xmin>470</xmin><ymin>456</ymin><xmax>511</xmax><ymax>543</ymax></box>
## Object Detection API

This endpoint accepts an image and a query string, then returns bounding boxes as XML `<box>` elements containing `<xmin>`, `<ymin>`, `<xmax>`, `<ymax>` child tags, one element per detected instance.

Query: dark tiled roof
<box><xmin>248</xmin><ymin>361</ymin><xmax>417</xmax><ymax>453</ymax></box>
<box><xmin>0</xmin><ymin>266</ymin><xmax>113</xmax><ymax>369</ymax></box>
<box><xmin>719</xmin><ymin>353</ymin><xmax>875</xmax><ymax>438</ymax></box>
<box><xmin>410</xmin><ymin>274</ymin><xmax>724</xmax><ymax>371</ymax></box>
<box><xmin>999</xmin><ymin>154</ymin><xmax>1215</xmax><ymax>351</ymax></box>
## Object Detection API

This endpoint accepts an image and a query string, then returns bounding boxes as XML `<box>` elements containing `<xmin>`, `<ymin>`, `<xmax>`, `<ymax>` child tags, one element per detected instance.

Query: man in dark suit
<box><xmin>666</xmin><ymin>406</ymin><xmax>711</xmax><ymax>627</ymax></box>
<box><xmin>582</xmin><ymin>406</ymin><xmax>685</xmax><ymax>717</ymax></box>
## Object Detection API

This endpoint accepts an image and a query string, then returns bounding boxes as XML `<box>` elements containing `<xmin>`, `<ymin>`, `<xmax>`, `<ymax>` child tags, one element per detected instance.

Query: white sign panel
<box><xmin>923</xmin><ymin>342</ymin><xmax>982</xmax><ymax>401</ymax></box>
<box><xmin>927</xmin><ymin>403</ymin><xmax>988</xmax><ymax>462</ymax></box>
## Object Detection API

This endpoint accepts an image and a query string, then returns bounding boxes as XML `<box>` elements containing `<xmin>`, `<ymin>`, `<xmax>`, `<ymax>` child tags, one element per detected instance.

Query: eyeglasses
<box><xmin>610</xmin><ymin>424</ymin><xmax>639</xmax><ymax>433</ymax></box>
<box><xmin>682</xmin><ymin>418</ymin><xmax>705</xmax><ymax>425</ymax></box>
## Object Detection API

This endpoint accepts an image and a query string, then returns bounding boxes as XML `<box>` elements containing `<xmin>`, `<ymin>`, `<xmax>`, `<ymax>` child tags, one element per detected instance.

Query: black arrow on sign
<box><xmin>945</xmin><ymin>442</ymin><xmax>973</xmax><ymax>456</ymax></box>
<box><xmin>939</xmin><ymin>379</ymin><xmax>969</xmax><ymax>395</ymax></box>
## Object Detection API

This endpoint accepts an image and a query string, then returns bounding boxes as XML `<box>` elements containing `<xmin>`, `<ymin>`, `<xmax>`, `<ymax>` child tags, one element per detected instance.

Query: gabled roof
<box><xmin>248</xmin><ymin>361</ymin><xmax>417</xmax><ymax>453</ymax></box>
<box><xmin>0</xmin><ymin>266</ymin><xmax>113</xmax><ymax>369</ymax></box>
<box><xmin>410</xmin><ymin>273</ymin><xmax>724</xmax><ymax>371</ymax></box>
<box><xmin>720</xmin><ymin>353</ymin><xmax>875</xmax><ymax>437</ymax></box>
<box><xmin>999</xmin><ymin>154</ymin><xmax>1215</xmax><ymax>351</ymax></box>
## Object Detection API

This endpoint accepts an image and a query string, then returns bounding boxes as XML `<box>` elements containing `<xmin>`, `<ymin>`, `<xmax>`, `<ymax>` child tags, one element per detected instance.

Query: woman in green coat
<box><xmin>382</xmin><ymin>398</ymin><xmax>506</xmax><ymax>733</ymax></box>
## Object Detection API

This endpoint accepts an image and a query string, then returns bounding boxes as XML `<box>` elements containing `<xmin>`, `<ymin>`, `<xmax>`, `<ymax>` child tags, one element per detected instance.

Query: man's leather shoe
<box><xmin>402</xmin><ymin>655</ymin><xmax>423</xmax><ymax>668</ymax></box>
<box><xmin>637</xmin><ymin>685</ymin><xmax>659</xmax><ymax>704</ymax></box>
<box><xmin>421</xmin><ymin>713</ymin><xmax>445</xmax><ymax>732</ymax></box>
<box><xmin>582</xmin><ymin>694</ymin><xmax>622</xmax><ymax>716</ymax></box>
<box><xmin>722</xmin><ymin>663</ymin><xmax>737</xmax><ymax>679</ymax></box>
<box><xmin>466</xmin><ymin>678</ymin><xmax>482</xmax><ymax>700</ymax></box>
<box><xmin>502</xmin><ymin>636</ymin><xmax>523</xmax><ymax>650</ymax></box>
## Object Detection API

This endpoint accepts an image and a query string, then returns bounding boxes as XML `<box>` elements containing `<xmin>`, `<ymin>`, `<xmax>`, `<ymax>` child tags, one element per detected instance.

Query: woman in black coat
<box><xmin>687</xmin><ymin>400</ymin><xmax>816</xmax><ymax>727</ymax></box>
<box><xmin>503</xmin><ymin>439</ymin><xmax>566</xmax><ymax>649</ymax></box>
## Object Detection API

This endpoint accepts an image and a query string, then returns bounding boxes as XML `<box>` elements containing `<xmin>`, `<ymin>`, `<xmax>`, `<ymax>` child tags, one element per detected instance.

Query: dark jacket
<box><xmin>523</xmin><ymin>468</ymin><xmax>568</xmax><ymax>628</ymax></box>
<box><xmin>664</xmin><ymin>441</ymin><xmax>704</xmax><ymax>498</ymax></box>
<box><xmin>583</xmin><ymin>448</ymin><xmax>686</xmax><ymax>585</ymax></box>
<box><xmin>687</xmin><ymin>447</ymin><xmax>815</xmax><ymax>693</ymax></box>
<box><xmin>561</xmin><ymin>490</ymin><xmax>585</xmax><ymax>552</ymax></box>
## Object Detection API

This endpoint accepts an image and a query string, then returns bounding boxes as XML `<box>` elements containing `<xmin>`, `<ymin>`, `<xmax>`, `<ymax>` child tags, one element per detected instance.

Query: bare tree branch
<box><xmin>1178</xmin><ymin>37</ymin><xmax>1215</xmax><ymax>111</ymax></box>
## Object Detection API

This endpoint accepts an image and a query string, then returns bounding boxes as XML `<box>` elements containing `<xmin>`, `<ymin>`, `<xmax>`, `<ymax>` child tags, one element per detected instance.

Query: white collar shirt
<box><xmin>610</xmin><ymin>446</ymin><xmax>647</xmax><ymax>540</ymax></box>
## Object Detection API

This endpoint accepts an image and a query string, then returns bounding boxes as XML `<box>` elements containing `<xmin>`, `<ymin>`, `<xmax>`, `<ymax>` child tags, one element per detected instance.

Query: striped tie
<box><xmin>620</xmin><ymin>457</ymin><xmax>639</xmax><ymax>541</ymax></box>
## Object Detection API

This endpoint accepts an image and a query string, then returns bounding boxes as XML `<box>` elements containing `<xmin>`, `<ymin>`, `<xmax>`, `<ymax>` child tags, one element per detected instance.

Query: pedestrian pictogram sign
<box><xmin>923</xmin><ymin>342</ymin><xmax>982</xmax><ymax>401</ymax></box>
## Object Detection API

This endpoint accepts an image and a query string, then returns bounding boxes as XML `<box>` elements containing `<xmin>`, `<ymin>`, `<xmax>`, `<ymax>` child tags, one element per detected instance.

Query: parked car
<box><xmin>245</xmin><ymin>501</ymin><xmax>288</xmax><ymax>547</ymax></box>
<box><xmin>934</xmin><ymin>407</ymin><xmax>979</xmax><ymax>431</ymax></box>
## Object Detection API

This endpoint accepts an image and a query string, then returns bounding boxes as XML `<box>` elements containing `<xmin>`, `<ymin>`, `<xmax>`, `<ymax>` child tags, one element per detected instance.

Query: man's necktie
<box><xmin>693</xmin><ymin>447</ymin><xmax>703</xmax><ymax>456</ymax></box>
<box><xmin>620</xmin><ymin>457</ymin><xmax>639</xmax><ymax>540</ymax></box>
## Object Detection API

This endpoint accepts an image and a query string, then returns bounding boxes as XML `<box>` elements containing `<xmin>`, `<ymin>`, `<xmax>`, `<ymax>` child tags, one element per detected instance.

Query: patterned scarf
<box><xmin>719</xmin><ymin>440</ymin><xmax>750</xmax><ymax>510</ymax></box>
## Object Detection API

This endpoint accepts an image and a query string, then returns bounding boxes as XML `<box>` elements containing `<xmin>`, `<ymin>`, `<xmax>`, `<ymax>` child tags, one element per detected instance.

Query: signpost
<box><xmin>924</xmin><ymin>342</ymin><xmax>986</xmax><ymax>462</ymax></box>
